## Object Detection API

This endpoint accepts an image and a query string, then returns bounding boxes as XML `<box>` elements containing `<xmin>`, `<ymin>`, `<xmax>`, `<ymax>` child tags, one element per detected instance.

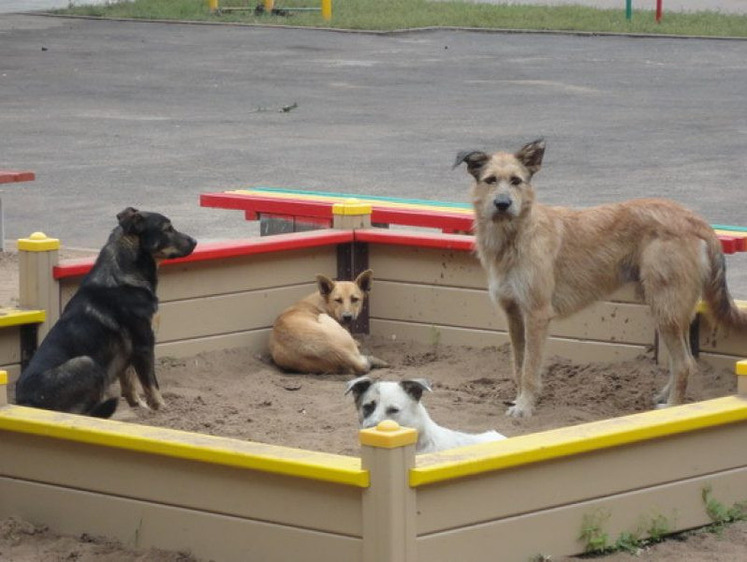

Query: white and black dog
<box><xmin>345</xmin><ymin>376</ymin><xmax>506</xmax><ymax>454</ymax></box>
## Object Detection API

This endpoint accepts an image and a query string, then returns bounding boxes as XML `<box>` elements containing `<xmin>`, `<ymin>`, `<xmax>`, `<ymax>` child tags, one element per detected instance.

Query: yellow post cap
<box><xmin>17</xmin><ymin>232</ymin><xmax>60</xmax><ymax>252</ymax></box>
<box><xmin>736</xmin><ymin>359</ymin><xmax>747</xmax><ymax>376</ymax></box>
<box><xmin>0</xmin><ymin>371</ymin><xmax>7</xmax><ymax>385</ymax></box>
<box><xmin>359</xmin><ymin>420</ymin><xmax>418</xmax><ymax>448</ymax></box>
<box><xmin>332</xmin><ymin>198</ymin><xmax>373</xmax><ymax>216</ymax></box>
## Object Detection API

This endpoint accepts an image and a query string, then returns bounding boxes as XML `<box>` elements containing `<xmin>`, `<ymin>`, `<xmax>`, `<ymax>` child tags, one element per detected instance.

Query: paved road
<box><xmin>1</xmin><ymin>14</ymin><xmax>746</xmax><ymax>293</ymax></box>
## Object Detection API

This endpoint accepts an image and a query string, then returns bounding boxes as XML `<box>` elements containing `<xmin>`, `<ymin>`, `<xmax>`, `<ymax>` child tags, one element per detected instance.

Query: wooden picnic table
<box><xmin>0</xmin><ymin>170</ymin><xmax>36</xmax><ymax>252</ymax></box>
<box><xmin>200</xmin><ymin>186</ymin><xmax>747</xmax><ymax>254</ymax></box>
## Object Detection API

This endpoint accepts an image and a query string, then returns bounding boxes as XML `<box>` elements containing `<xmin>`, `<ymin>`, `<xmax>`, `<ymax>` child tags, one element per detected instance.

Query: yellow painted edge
<box><xmin>410</xmin><ymin>396</ymin><xmax>747</xmax><ymax>487</ymax></box>
<box><xmin>332</xmin><ymin>199</ymin><xmax>373</xmax><ymax>216</ymax></box>
<box><xmin>230</xmin><ymin>190</ymin><xmax>474</xmax><ymax>215</ymax></box>
<box><xmin>737</xmin><ymin>360</ymin><xmax>747</xmax><ymax>376</ymax></box>
<box><xmin>0</xmin><ymin>371</ymin><xmax>7</xmax><ymax>385</ymax></box>
<box><xmin>714</xmin><ymin>229</ymin><xmax>747</xmax><ymax>238</ymax></box>
<box><xmin>359</xmin><ymin>421</ymin><xmax>418</xmax><ymax>448</ymax></box>
<box><xmin>0</xmin><ymin>405</ymin><xmax>369</xmax><ymax>487</ymax></box>
<box><xmin>0</xmin><ymin>309</ymin><xmax>45</xmax><ymax>328</ymax></box>
<box><xmin>696</xmin><ymin>299</ymin><xmax>747</xmax><ymax>314</ymax></box>
<box><xmin>17</xmin><ymin>232</ymin><xmax>61</xmax><ymax>252</ymax></box>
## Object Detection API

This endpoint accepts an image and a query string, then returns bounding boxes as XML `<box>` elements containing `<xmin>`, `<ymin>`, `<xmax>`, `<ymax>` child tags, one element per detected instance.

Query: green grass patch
<box><xmin>53</xmin><ymin>0</ymin><xmax>747</xmax><ymax>37</ymax></box>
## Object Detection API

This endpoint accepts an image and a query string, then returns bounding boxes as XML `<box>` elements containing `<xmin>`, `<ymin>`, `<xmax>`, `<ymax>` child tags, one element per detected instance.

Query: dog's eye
<box><xmin>335</xmin><ymin>297</ymin><xmax>344</xmax><ymax>304</ymax></box>
<box><xmin>510</xmin><ymin>176</ymin><xmax>523</xmax><ymax>186</ymax></box>
<box><xmin>363</xmin><ymin>402</ymin><xmax>376</xmax><ymax>417</ymax></box>
<box><xmin>351</xmin><ymin>297</ymin><xmax>360</xmax><ymax>303</ymax></box>
<box><xmin>386</xmin><ymin>407</ymin><xmax>400</xmax><ymax>415</ymax></box>
<box><xmin>483</xmin><ymin>176</ymin><xmax>498</xmax><ymax>185</ymax></box>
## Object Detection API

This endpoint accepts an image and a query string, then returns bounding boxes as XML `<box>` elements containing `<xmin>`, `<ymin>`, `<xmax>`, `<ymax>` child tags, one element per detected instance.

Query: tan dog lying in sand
<box><xmin>455</xmin><ymin>139</ymin><xmax>747</xmax><ymax>418</ymax></box>
<box><xmin>269</xmin><ymin>270</ymin><xmax>388</xmax><ymax>375</ymax></box>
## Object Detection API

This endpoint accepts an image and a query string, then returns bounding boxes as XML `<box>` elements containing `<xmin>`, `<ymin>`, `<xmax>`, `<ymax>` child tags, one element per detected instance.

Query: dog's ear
<box><xmin>345</xmin><ymin>376</ymin><xmax>373</xmax><ymax>400</ymax></box>
<box><xmin>354</xmin><ymin>269</ymin><xmax>373</xmax><ymax>293</ymax></box>
<box><xmin>453</xmin><ymin>150</ymin><xmax>489</xmax><ymax>181</ymax></box>
<box><xmin>117</xmin><ymin>207</ymin><xmax>144</xmax><ymax>234</ymax></box>
<box><xmin>399</xmin><ymin>379</ymin><xmax>432</xmax><ymax>402</ymax></box>
<box><xmin>515</xmin><ymin>139</ymin><xmax>546</xmax><ymax>178</ymax></box>
<box><xmin>316</xmin><ymin>274</ymin><xmax>336</xmax><ymax>297</ymax></box>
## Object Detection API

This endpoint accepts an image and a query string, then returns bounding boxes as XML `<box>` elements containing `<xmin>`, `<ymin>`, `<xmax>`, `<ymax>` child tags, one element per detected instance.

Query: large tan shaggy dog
<box><xmin>455</xmin><ymin>139</ymin><xmax>747</xmax><ymax>418</ymax></box>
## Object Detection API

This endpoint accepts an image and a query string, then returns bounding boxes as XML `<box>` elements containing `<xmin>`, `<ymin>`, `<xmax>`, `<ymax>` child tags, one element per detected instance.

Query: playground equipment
<box><xmin>208</xmin><ymin>0</ymin><xmax>332</xmax><ymax>21</ymax></box>
<box><xmin>627</xmin><ymin>0</ymin><xmax>664</xmax><ymax>22</ymax></box>
<box><xmin>1</xmin><ymin>199</ymin><xmax>746</xmax><ymax>560</ymax></box>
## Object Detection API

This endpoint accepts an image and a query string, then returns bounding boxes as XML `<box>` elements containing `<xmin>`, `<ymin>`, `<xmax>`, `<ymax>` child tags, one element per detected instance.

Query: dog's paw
<box><xmin>505</xmin><ymin>404</ymin><xmax>534</xmax><ymax>418</ymax></box>
<box><xmin>505</xmin><ymin>396</ymin><xmax>534</xmax><ymax>418</ymax></box>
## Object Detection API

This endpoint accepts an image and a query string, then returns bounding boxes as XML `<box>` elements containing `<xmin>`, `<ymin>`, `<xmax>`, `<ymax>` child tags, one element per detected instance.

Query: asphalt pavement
<box><xmin>1</xmin><ymin>13</ymin><xmax>746</xmax><ymax>293</ymax></box>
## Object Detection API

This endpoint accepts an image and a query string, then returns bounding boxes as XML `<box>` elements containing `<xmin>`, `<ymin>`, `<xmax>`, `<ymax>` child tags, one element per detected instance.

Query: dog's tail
<box><xmin>702</xmin><ymin>235</ymin><xmax>747</xmax><ymax>330</ymax></box>
<box><xmin>88</xmin><ymin>397</ymin><xmax>119</xmax><ymax>419</ymax></box>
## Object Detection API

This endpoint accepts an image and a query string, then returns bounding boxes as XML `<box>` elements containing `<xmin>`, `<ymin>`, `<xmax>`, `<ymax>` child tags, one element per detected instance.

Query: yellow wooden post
<box><xmin>359</xmin><ymin>420</ymin><xmax>418</xmax><ymax>562</ymax></box>
<box><xmin>332</xmin><ymin>198</ymin><xmax>372</xmax><ymax>230</ymax></box>
<box><xmin>737</xmin><ymin>360</ymin><xmax>747</xmax><ymax>395</ymax></box>
<box><xmin>264</xmin><ymin>0</ymin><xmax>274</xmax><ymax>13</ymax></box>
<box><xmin>321</xmin><ymin>0</ymin><xmax>332</xmax><ymax>21</ymax></box>
<box><xmin>18</xmin><ymin>232</ymin><xmax>60</xmax><ymax>340</ymax></box>
<box><xmin>0</xmin><ymin>371</ymin><xmax>7</xmax><ymax>407</ymax></box>
<box><xmin>208</xmin><ymin>0</ymin><xmax>219</xmax><ymax>12</ymax></box>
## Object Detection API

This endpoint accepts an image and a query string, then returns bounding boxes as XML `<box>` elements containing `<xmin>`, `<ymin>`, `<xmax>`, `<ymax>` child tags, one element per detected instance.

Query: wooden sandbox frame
<box><xmin>2</xmin><ymin>203</ymin><xmax>747</xmax><ymax>561</ymax></box>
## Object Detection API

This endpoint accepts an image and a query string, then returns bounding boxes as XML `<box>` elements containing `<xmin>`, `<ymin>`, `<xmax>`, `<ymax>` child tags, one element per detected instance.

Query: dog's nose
<box><xmin>494</xmin><ymin>195</ymin><xmax>512</xmax><ymax>212</ymax></box>
<box><xmin>341</xmin><ymin>312</ymin><xmax>354</xmax><ymax>322</ymax></box>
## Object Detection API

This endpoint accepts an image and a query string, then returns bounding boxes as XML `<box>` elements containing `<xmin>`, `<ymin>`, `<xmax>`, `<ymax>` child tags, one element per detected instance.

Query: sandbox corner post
<box><xmin>736</xmin><ymin>359</ymin><xmax>747</xmax><ymax>395</ymax></box>
<box><xmin>359</xmin><ymin>420</ymin><xmax>418</xmax><ymax>562</ymax></box>
<box><xmin>18</xmin><ymin>232</ymin><xmax>60</xmax><ymax>340</ymax></box>
<box><xmin>0</xmin><ymin>370</ymin><xmax>7</xmax><ymax>406</ymax></box>
<box><xmin>332</xmin><ymin>199</ymin><xmax>372</xmax><ymax>231</ymax></box>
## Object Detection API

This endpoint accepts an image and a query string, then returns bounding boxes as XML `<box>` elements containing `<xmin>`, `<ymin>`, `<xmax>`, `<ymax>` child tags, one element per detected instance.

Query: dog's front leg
<box><xmin>119</xmin><ymin>366</ymin><xmax>148</xmax><ymax>409</ymax></box>
<box><xmin>506</xmin><ymin>308</ymin><xmax>551</xmax><ymax>418</ymax></box>
<box><xmin>500</xmin><ymin>299</ymin><xmax>525</xmax><ymax>401</ymax></box>
<box><xmin>131</xmin><ymin>331</ymin><xmax>165</xmax><ymax>410</ymax></box>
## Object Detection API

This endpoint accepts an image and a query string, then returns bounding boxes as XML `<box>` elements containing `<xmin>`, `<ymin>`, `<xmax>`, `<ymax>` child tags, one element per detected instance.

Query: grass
<box><xmin>52</xmin><ymin>0</ymin><xmax>747</xmax><ymax>37</ymax></box>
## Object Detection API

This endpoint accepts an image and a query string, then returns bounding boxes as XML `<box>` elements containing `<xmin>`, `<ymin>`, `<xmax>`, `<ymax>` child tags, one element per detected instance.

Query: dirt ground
<box><xmin>1</xmin><ymin>249</ymin><xmax>746</xmax><ymax>561</ymax></box>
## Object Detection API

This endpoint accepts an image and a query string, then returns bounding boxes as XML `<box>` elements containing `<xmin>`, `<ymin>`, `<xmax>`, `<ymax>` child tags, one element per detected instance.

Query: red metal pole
<box><xmin>656</xmin><ymin>0</ymin><xmax>663</xmax><ymax>22</ymax></box>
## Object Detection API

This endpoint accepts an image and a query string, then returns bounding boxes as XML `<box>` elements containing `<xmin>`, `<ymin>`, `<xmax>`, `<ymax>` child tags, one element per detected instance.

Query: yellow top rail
<box><xmin>411</xmin><ymin>395</ymin><xmax>747</xmax><ymax>487</ymax></box>
<box><xmin>0</xmin><ymin>404</ymin><xmax>368</xmax><ymax>487</ymax></box>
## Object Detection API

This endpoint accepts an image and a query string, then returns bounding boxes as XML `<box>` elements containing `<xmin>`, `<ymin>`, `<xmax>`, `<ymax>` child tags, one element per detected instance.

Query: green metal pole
<box><xmin>626</xmin><ymin>0</ymin><xmax>632</xmax><ymax>20</ymax></box>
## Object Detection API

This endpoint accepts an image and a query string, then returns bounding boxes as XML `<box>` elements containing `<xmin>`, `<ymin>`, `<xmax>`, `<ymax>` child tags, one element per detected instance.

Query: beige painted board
<box><xmin>416</xmin><ymin>469</ymin><xmax>747</xmax><ymax>561</ymax></box>
<box><xmin>697</xmin><ymin>351</ymin><xmax>744</xmax><ymax>374</ymax></box>
<box><xmin>0</xmin><ymin>327</ymin><xmax>20</xmax><ymax>364</ymax></box>
<box><xmin>372</xmin><ymin>282</ymin><xmax>655</xmax><ymax>345</ymax></box>
<box><xmin>0</xmin><ymin>478</ymin><xmax>362</xmax><ymax>562</ymax></box>
<box><xmin>157</xmin><ymin>248</ymin><xmax>337</xmax><ymax>301</ymax></box>
<box><xmin>0</xmin><ymin>430</ymin><xmax>362</xmax><ymax>535</ymax></box>
<box><xmin>699</xmin><ymin>314</ymin><xmax>747</xmax><ymax>356</ymax></box>
<box><xmin>156</xmin><ymin>285</ymin><xmax>312</xmax><ymax>342</ymax></box>
<box><xmin>415</xmin><ymin>422</ymin><xmax>747</xmax><ymax>534</ymax></box>
<box><xmin>369</xmin><ymin>245</ymin><xmax>487</xmax><ymax>289</ymax></box>
<box><xmin>155</xmin><ymin>329</ymin><xmax>271</xmax><ymax>359</ymax></box>
<box><xmin>370</xmin><ymin>320</ymin><xmax>649</xmax><ymax>364</ymax></box>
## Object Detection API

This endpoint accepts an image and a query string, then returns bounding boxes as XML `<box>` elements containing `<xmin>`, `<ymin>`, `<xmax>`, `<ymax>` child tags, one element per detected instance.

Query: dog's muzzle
<box><xmin>493</xmin><ymin>194</ymin><xmax>512</xmax><ymax>213</ymax></box>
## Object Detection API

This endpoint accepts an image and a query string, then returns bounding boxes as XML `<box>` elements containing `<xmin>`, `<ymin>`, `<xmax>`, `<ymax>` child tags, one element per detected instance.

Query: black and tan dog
<box><xmin>15</xmin><ymin>208</ymin><xmax>197</xmax><ymax>418</ymax></box>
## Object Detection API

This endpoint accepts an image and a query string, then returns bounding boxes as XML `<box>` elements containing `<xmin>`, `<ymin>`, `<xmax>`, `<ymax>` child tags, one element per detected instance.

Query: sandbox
<box><xmin>1</xmin><ymin>202</ymin><xmax>747</xmax><ymax>561</ymax></box>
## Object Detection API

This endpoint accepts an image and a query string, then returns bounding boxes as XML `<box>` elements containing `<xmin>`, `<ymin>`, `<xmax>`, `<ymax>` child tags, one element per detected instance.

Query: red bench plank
<box><xmin>0</xmin><ymin>170</ymin><xmax>35</xmax><ymax>184</ymax></box>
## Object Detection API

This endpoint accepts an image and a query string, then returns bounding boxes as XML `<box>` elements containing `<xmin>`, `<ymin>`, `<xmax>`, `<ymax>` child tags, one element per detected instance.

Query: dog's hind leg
<box><xmin>640</xmin><ymin>238</ymin><xmax>702</xmax><ymax>407</ymax></box>
<box><xmin>655</xmin><ymin>326</ymin><xmax>697</xmax><ymax>406</ymax></box>
<box><xmin>130</xmin><ymin>333</ymin><xmax>165</xmax><ymax>410</ymax></box>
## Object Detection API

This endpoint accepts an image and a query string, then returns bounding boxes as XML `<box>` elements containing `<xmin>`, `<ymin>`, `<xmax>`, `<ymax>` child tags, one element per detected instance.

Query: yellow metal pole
<box><xmin>264</xmin><ymin>0</ymin><xmax>274</xmax><ymax>13</ymax></box>
<box><xmin>321</xmin><ymin>0</ymin><xmax>332</xmax><ymax>20</ymax></box>
<box><xmin>208</xmin><ymin>0</ymin><xmax>218</xmax><ymax>12</ymax></box>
